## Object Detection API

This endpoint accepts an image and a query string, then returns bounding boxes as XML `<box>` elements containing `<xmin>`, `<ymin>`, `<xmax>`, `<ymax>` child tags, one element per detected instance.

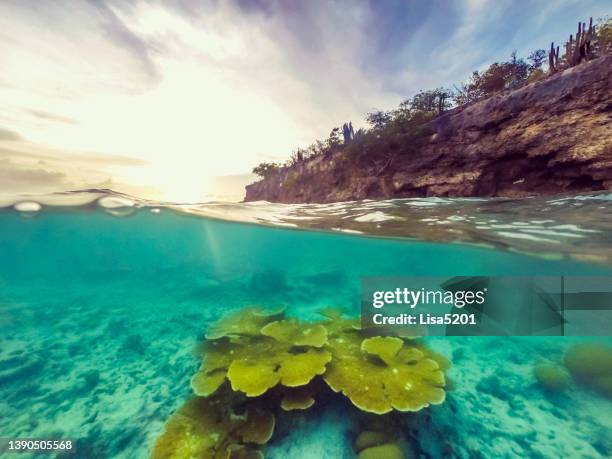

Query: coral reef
<box><xmin>533</xmin><ymin>363</ymin><xmax>571</xmax><ymax>392</ymax></box>
<box><xmin>193</xmin><ymin>314</ymin><xmax>331</xmax><ymax>398</ymax></box>
<box><xmin>325</xmin><ymin>332</ymin><xmax>446</xmax><ymax>414</ymax></box>
<box><xmin>352</xmin><ymin>414</ymin><xmax>415</xmax><ymax>459</ymax></box>
<box><xmin>152</xmin><ymin>391</ymin><xmax>275</xmax><ymax>459</ymax></box>
<box><xmin>205</xmin><ymin>306</ymin><xmax>286</xmax><ymax>340</ymax></box>
<box><xmin>564</xmin><ymin>343</ymin><xmax>612</xmax><ymax>398</ymax></box>
<box><xmin>155</xmin><ymin>307</ymin><xmax>450</xmax><ymax>457</ymax></box>
<box><xmin>357</xmin><ymin>443</ymin><xmax>404</xmax><ymax>459</ymax></box>
<box><xmin>279</xmin><ymin>387</ymin><xmax>316</xmax><ymax>411</ymax></box>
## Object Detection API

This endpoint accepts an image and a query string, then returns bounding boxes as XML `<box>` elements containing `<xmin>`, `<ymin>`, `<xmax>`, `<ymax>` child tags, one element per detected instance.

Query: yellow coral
<box><xmin>354</xmin><ymin>431</ymin><xmax>397</xmax><ymax>453</ymax></box>
<box><xmin>225</xmin><ymin>445</ymin><xmax>264</xmax><ymax>459</ymax></box>
<box><xmin>193</xmin><ymin>310</ymin><xmax>333</xmax><ymax>398</ymax></box>
<box><xmin>194</xmin><ymin>319</ymin><xmax>331</xmax><ymax>397</ymax></box>
<box><xmin>164</xmin><ymin>307</ymin><xmax>451</xmax><ymax>458</ymax></box>
<box><xmin>361</xmin><ymin>337</ymin><xmax>404</xmax><ymax>366</ymax></box>
<box><xmin>357</xmin><ymin>443</ymin><xmax>404</xmax><ymax>459</ymax></box>
<box><xmin>533</xmin><ymin>364</ymin><xmax>570</xmax><ymax>392</ymax></box>
<box><xmin>205</xmin><ymin>306</ymin><xmax>285</xmax><ymax>340</ymax></box>
<box><xmin>191</xmin><ymin>369</ymin><xmax>227</xmax><ymax>397</ymax></box>
<box><xmin>260</xmin><ymin>319</ymin><xmax>328</xmax><ymax>348</ymax></box>
<box><xmin>564</xmin><ymin>343</ymin><xmax>612</xmax><ymax>398</ymax></box>
<box><xmin>324</xmin><ymin>330</ymin><xmax>446</xmax><ymax>414</ymax></box>
<box><xmin>564</xmin><ymin>343</ymin><xmax>612</xmax><ymax>380</ymax></box>
<box><xmin>152</xmin><ymin>394</ymin><xmax>274</xmax><ymax>459</ymax></box>
<box><xmin>280</xmin><ymin>387</ymin><xmax>316</xmax><ymax>411</ymax></box>
<box><xmin>227</xmin><ymin>346</ymin><xmax>331</xmax><ymax>396</ymax></box>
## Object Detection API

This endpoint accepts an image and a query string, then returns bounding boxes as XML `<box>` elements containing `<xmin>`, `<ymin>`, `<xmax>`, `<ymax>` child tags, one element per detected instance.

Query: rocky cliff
<box><xmin>245</xmin><ymin>54</ymin><xmax>612</xmax><ymax>203</ymax></box>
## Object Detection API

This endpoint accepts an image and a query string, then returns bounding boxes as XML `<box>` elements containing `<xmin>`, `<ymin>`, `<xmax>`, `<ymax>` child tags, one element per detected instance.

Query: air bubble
<box><xmin>98</xmin><ymin>196</ymin><xmax>135</xmax><ymax>209</ymax></box>
<box><xmin>14</xmin><ymin>201</ymin><xmax>42</xmax><ymax>212</ymax></box>
<box><xmin>98</xmin><ymin>196</ymin><xmax>136</xmax><ymax>217</ymax></box>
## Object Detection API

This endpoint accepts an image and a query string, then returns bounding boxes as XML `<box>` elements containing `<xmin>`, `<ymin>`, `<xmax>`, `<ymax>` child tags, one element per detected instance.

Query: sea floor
<box><xmin>3</xmin><ymin>278</ymin><xmax>611</xmax><ymax>458</ymax></box>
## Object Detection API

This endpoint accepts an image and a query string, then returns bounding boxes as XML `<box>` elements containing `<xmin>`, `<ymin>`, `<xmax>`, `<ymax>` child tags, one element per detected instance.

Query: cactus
<box><xmin>553</xmin><ymin>17</ymin><xmax>596</xmax><ymax>71</ymax></box>
<box><xmin>566</xmin><ymin>18</ymin><xmax>595</xmax><ymax>66</ymax></box>
<box><xmin>342</xmin><ymin>122</ymin><xmax>355</xmax><ymax>144</ymax></box>
<box><xmin>548</xmin><ymin>42</ymin><xmax>559</xmax><ymax>73</ymax></box>
<box><xmin>354</xmin><ymin>128</ymin><xmax>366</xmax><ymax>140</ymax></box>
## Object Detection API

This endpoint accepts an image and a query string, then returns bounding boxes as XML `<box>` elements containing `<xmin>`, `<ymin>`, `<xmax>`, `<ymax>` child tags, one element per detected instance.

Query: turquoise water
<box><xmin>1</xmin><ymin>206</ymin><xmax>611</xmax><ymax>458</ymax></box>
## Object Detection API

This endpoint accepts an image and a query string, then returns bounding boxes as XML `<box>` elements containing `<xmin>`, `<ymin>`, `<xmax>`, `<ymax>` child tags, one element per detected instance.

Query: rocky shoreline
<box><xmin>245</xmin><ymin>54</ymin><xmax>612</xmax><ymax>203</ymax></box>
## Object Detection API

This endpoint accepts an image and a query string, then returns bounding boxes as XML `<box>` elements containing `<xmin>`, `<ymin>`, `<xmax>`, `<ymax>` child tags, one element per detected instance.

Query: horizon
<box><xmin>1</xmin><ymin>0</ymin><xmax>610</xmax><ymax>202</ymax></box>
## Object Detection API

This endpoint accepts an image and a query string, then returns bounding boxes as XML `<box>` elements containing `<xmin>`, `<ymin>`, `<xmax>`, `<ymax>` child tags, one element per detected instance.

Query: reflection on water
<box><xmin>0</xmin><ymin>190</ymin><xmax>611</xmax><ymax>458</ymax></box>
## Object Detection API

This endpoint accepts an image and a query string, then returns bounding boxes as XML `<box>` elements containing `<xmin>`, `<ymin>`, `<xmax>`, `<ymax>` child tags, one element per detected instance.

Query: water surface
<box><xmin>1</xmin><ymin>192</ymin><xmax>611</xmax><ymax>458</ymax></box>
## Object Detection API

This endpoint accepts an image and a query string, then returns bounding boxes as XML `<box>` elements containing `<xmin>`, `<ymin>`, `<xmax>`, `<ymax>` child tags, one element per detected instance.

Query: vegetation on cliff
<box><xmin>251</xmin><ymin>17</ymin><xmax>612</xmax><ymax>181</ymax></box>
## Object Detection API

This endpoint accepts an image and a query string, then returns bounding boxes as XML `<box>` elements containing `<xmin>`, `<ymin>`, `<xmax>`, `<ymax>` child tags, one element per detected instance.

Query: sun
<box><xmin>111</xmin><ymin>161</ymin><xmax>213</xmax><ymax>203</ymax></box>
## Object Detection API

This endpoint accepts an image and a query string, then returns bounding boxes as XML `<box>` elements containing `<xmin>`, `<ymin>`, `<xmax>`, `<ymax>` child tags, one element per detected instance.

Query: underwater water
<box><xmin>1</xmin><ymin>191</ymin><xmax>611</xmax><ymax>458</ymax></box>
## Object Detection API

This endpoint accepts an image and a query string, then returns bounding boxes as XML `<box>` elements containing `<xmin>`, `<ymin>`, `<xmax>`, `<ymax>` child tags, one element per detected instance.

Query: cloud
<box><xmin>0</xmin><ymin>138</ymin><xmax>149</xmax><ymax>196</ymax></box>
<box><xmin>88</xmin><ymin>0</ymin><xmax>160</xmax><ymax>85</ymax></box>
<box><xmin>1</xmin><ymin>0</ymin><xmax>610</xmax><ymax>202</ymax></box>
<box><xmin>0</xmin><ymin>128</ymin><xmax>22</xmax><ymax>141</ymax></box>
<box><xmin>0</xmin><ymin>158</ymin><xmax>70</xmax><ymax>191</ymax></box>
<box><xmin>26</xmin><ymin>109</ymin><xmax>78</xmax><ymax>125</ymax></box>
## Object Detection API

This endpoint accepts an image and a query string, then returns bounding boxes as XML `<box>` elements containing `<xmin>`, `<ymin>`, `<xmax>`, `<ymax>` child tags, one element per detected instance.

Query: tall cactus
<box><xmin>342</xmin><ymin>122</ymin><xmax>355</xmax><ymax>144</ymax></box>
<box><xmin>567</xmin><ymin>18</ymin><xmax>595</xmax><ymax>66</ymax></box>
<box><xmin>553</xmin><ymin>17</ymin><xmax>595</xmax><ymax>72</ymax></box>
<box><xmin>548</xmin><ymin>42</ymin><xmax>559</xmax><ymax>73</ymax></box>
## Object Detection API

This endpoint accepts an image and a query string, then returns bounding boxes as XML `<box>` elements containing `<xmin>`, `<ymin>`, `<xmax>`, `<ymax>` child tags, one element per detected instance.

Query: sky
<box><xmin>0</xmin><ymin>0</ymin><xmax>610</xmax><ymax>202</ymax></box>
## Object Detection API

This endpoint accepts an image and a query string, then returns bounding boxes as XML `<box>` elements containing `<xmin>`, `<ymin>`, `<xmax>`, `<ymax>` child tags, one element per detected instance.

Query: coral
<box><xmin>564</xmin><ymin>343</ymin><xmax>612</xmax><ymax>398</ymax></box>
<box><xmin>191</xmin><ymin>369</ymin><xmax>226</xmax><ymax>397</ymax></box>
<box><xmin>152</xmin><ymin>393</ymin><xmax>274</xmax><ymax>459</ymax></box>
<box><xmin>317</xmin><ymin>307</ymin><xmax>345</xmax><ymax>320</ymax></box>
<box><xmin>361</xmin><ymin>337</ymin><xmax>404</xmax><ymax>366</ymax></box>
<box><xmin>226</xmin><ymin>447</ymin><xmax>263</xmax><ymax>459</ymax></box>
<box><xmin>353</xmin><ymin>414</ymin><xmax>410</xmax><ymax>459</ymax></box>
<box><xmin>260</xmin><ymin>319</ymin><xmax>328</xmax><ymax>348</ymax></box>
<box><xmin>227</xmin><ymin>347</ymin><xmax>331</xmax><ymax>396</ymax></box>
<box><xmin>533</xmin><ymin>364</ymin><xmax>570</xmax><ymax>392</ymax></box>
<box><xmin>168</xmin><ymin>307</ymin><xmax>450</xmax><ymax>458</ymax></box>
<box><xmin>592</xmin><ymin>374</ymin><xmax>612</xmax><ymax>398</ymax></box>
<box><xmin>279</xmin><ymin>387</ymin><xmax>316</xmax><ymax>411</ymax></box>
<box><xmin>354</xmin><ymin>431</ymin><xmax>397</xmax><ymax>452</ymax></box>
<box><xmin>193</xmin><ymin>312</ymin><xmax>332</xmax><ymax>398</ymax></box>
<box><xmin>323</xmin><ymin>328</ymin><xmax>446</xmax><ymax>414</ymax></box>
<box><xmin>563</xmin><ymin>343</ymin><xmax>612</xmax><ymax>380</ymax></box>
<box><xmin>192</xmin><ymin>336</ymin><xmax>331</xmax><ymax>397</ymax></box>
<box><xmin>205</xmin><ymin>306</ymin><xmax>285</xmax><ymax>340</ymax></box>
<box><xmin>357</xmin><ymin>443</ymin><xmax>404</xmax><ymax>459</ymax></box>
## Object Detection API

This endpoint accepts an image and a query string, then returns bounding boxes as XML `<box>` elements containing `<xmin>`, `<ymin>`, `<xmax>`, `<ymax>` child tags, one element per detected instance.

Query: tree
<box><xmin>326</xmin><ymin>127</ymin><xmax>342</xmax><ymax>150</ymax></box>
<box><xmin>506</xmin><ymin>51</ymin><xmax>529</xmax><ymax>88</ymax></box>
<box><xmin>595</xmin><ymin>16</ymin><xmax>612</xmax><ymax>53</ymax></box>
<box><xmin>252</xmin><ymin>162</ymin><xmax>279</xmax><ymax>179</ymax></box>
<box><xmin>527</xmin><ymin>49</ymin><xmax>547</xmax><ymax>71</ymax></box>
<box><xmin>453</xmin><ymin>70</ymin><xmax>485</xmax><ymax>105</ymax></box>
<box><xmin>366</xmin><ymin>110</ymin><xmax>392</xmax><ymax>129</ymax></box>
<box><xmin>410</xmin><ymin>88</ymin><xmax>453</xmax><ymax>115</ymax></box>
<box><xmin>454</xmin><ymin>52</ymin><xmax>530</xmax><ymax>104</ymax></box>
